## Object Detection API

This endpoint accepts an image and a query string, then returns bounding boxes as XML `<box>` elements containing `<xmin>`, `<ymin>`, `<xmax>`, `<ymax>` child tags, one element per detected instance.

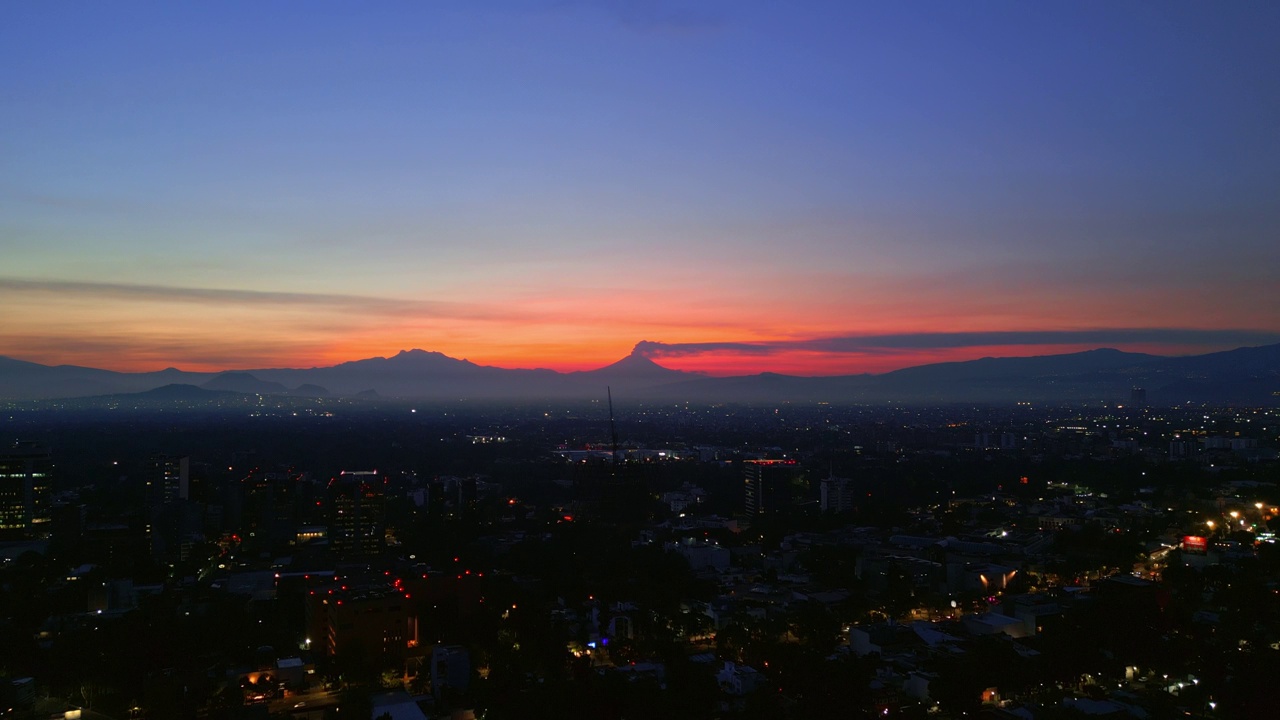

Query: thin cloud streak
<box><xmin>0</xmin><ymin>332</ymin><xmax>336</xmax><ymax>372</ymax></box>
<box><xmin>634</xmin><ymin>329</ymin><xmax>1280</xmax><ymax>358</ymax></box>
<box><xmin>0</xmin><ymin>277</ymin><xmax>524</xmax><ymax>322</ymax></box>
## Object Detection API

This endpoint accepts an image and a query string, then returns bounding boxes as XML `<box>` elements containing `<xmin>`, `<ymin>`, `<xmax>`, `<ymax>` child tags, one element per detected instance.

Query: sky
<box><xmin>2</xmin><ymin>1</ymin><xmax>1279</xmax><ymax>376</ymax></box>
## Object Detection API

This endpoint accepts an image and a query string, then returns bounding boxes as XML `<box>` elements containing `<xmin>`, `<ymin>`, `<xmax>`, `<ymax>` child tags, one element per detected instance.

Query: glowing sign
<box><xmin>1182</xmin><ymin>535</ymin><xmax>1207</xmax><ymax>555</ymax></box>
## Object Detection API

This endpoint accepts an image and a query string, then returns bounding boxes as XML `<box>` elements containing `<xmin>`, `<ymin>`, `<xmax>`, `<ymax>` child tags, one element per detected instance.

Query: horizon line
<box><xmin>4</xmin><ymin>335</ymin><xmax>1277</xmax><ymax>379</ymax></box>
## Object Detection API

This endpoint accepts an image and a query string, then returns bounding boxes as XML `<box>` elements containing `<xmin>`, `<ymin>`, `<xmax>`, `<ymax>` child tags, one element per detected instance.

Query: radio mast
<box><xmin>607</xmin><ymin>386</ymin><xmax>619</xmax><ymax>466</ymax></box>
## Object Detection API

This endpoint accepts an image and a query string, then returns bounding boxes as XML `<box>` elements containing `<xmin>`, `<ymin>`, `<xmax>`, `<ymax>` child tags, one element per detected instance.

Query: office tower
<box><xmin>144</xmin><ymin>455</ymin><xmax>193</xmax><ymax>563</ymax></box>
<box><xmin>0</xmin><ymin>442</ymin><xmax>53</xmax><ymax>538</ymax></box>
<box><xmin>820</xmin><ymin>474</ymin><xmax>855</xmax><ymax>513</ymax></box>
<box><xmin>147</xmin><ymin>455</ymin><xmax>190</xmax><ymax>504</ymax></box>
<box><xmin>743</xmin><ymin>459</ymin><xmax>800</xmax><ymax>517</ymax></box>
<box><xmin>328</xmin><ymin>471</ymin><xmax>387</xmax><ymax>558</ymax></box>
<box><xmin>240</xmin><ymin>468</ymin><xmax>301</xmax><ymax>552</ymax></box>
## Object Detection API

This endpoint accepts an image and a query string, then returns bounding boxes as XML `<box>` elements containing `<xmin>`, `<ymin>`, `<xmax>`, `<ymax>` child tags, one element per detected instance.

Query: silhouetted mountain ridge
<box><xmin>2</xmin><ymin>342</ymin><xmax>1277</xmax><ymax>405</ymax></box>
<box><xmin>879</xmin><ymin>348</ymin><xmax>1160</xmax><ymax>384</ymax></box>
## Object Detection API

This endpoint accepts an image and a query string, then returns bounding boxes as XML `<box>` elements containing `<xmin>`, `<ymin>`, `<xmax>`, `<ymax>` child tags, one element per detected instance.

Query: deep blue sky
<box><xmin>3</xmin><ymin>1</ymin><xmax>1278</xmax><ymax>373</ymax></box>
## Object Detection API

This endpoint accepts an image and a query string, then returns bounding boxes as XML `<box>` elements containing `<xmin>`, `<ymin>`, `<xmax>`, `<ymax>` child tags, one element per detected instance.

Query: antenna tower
<box><xmin>607</xmin><ymin>386</ymin><xmax>619</xmax><ymax>466</ymax></box>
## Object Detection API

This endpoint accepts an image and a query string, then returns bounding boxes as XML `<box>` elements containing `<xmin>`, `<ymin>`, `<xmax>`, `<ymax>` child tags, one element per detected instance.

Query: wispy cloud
<box><xmin>633</xmin><ymin>329</ymin><xmax>1280</xmax><ymax>357</ymax></box>
<box><xmin>0</xmin><ymin>277</ymin><xmax>523</xmax><ymax>322</ymax></box>
<box><xmin>0</xmin><ymin>332</ymin><xmax>326</xmax><ymax>371</ymax></box>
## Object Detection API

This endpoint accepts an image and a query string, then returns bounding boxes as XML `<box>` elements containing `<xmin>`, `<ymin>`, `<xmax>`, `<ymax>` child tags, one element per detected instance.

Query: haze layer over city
<box><xmin>2</xmin><ymin>3</ymin><xmax>1279</xmax><ymax>720</ymax></box>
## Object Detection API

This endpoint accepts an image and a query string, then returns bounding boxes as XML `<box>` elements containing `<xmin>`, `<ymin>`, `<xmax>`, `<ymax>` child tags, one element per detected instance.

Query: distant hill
<box><xmin>288</xmin><ymin>383</ymin><xmax>330</xmax><ymax>397</ymax></box>
<box><xmin>864</xmin><ymin>348</ymin><xmax>1165</xmax><ymax>404</ymax></box>
<box><xmin>0</xmin><ymin>356</ymin><xmax>213</xmax><ymax>400</ymax></box>
<box><xmin>878</xmin><ymin>348</ymin><xmax>1159</xmax><ymax>383</ymax></box>
<box><xmin>132</xmin><ymin>383</ymin><xmax>228</xmax><ymax>401</ymax></box>
<box><xmin>26</xmin><ymin>382</ymin><xmax>280</xmax><ymax>410</ymax></box>
<box><xmin>1142</xmin><ymin>344</ymin><xmax>1280</xmax><ymax>405</ymax></box>
<box><xmin>2</xmin><ymin>342</ymin><xmax>1277</xmax><ymax>405</ymax></box>
<box><xmin>201</xmin><ymin>372</ymin><xmax>290</xmax><ymax>395</ymax></box>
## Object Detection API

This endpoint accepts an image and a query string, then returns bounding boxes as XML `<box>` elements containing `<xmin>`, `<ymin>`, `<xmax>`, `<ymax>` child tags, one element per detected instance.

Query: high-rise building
<box><xmin>820</xmin><ymin>474</ymin><xmax>855</xmax><ymax>513</ymax></box>
<box><xmin>328</xmin><ymin>471</ymin><xmax>387</xmax><ymax>558</ymax></box>
<box><xmin>144</xmin><ymin>455</ymin><xmax>193</xmax><ymax>563</ymax></box>
<box><xmin>147</xmin><ymin>455</ymin><xmax>189</xmax><ymax>504</ymax></box>
<box><xmin>0</xmin><ymin>442</ymin><xmax>53</xmax><ymax>538</ymax></box>
<box><xmin>240</xmin><ymin>468</ymin><xmax>302</xmax><ymax>552</ymax></box>
<box><xmin>743</xmin><ymin>460</ymin><xmax>800</xmax><ymax>517</ymax></box>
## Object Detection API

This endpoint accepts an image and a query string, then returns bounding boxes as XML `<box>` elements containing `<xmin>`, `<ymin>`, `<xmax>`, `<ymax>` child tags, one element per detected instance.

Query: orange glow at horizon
<box><xmin>5</xmin><ymin>338</ymin><xmax>1247</xmax><ymax>378</ymax></box>
<box><xmin>3</xmin><ymin>273</ymin><xmax>1276</xmax><ymax>376</ymax></box>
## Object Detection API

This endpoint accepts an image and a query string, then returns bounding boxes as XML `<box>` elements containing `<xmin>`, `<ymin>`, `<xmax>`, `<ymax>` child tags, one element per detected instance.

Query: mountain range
<box><xmin>1</xmin><ymin>343</ymin><xmax>1278</xmax><ymax>405</ymax></box>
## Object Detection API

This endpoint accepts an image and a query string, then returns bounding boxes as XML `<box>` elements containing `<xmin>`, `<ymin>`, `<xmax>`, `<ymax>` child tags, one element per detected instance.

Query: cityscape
<box><xmin>3</xmin><ymin>2</ymin><xmax>1280</xmax><ymax>719</ymax></box>
<box><xmin>2</xmin><ymin>383</ymin><xmax>1280</xmax><ymax>718</ymax></box>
